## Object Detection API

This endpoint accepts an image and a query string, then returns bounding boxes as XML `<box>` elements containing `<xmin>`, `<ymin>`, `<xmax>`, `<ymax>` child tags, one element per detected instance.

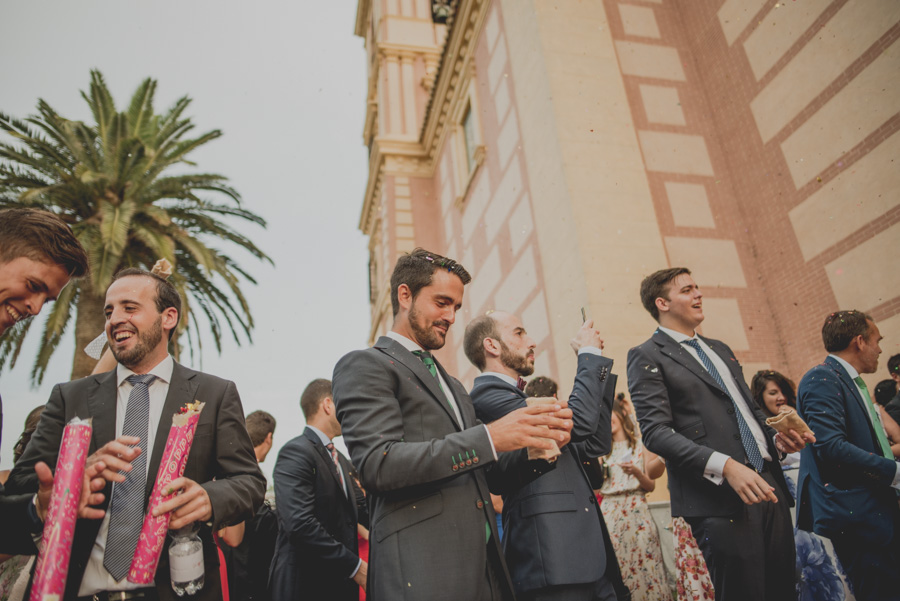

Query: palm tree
<box><xmin>0</xmin><ymin>70</ymin><xmax>271</xmax><ymax>384</ymax></box>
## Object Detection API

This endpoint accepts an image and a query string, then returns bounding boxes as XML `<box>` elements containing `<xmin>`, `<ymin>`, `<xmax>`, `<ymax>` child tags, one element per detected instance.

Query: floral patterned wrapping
<box><xmin>127</xmin><ymin>402</ymin><xmax>205</xmax><ymax>584</ymax></box>
<box><xmin>29</xmin><ymin>417</ymin><xmax>92</xmax><ymax>601</ymax></box>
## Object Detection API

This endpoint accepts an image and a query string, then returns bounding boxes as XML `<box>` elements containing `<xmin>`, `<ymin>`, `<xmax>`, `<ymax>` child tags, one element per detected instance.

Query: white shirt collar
<box><xmin>116</xmin><ymin>355</ymin><xmax>174</xmax><ymax>387</ymax></box>
<box><xmin>829</xmin><ymin>354</ymin><xmax>860</xmax><ymax>379</ymax></box>
<box><xmin>386</xmin><ymin>330</ymin><xmax>424</xmax><ymax>353</ymax></box>
<box><xmin>479</xmin><ymin>371</ymin><xmax>519</xmax><ymax>387</ymax></box>
<box><xmin>657</xmin><ymin>325</ymin><xmax>697</xmax><ymax>343</ymax></box>
<box><xmin>306</xmin><ymin>424</ymin><xmax>332</xmax><ymax>446</ymax></box>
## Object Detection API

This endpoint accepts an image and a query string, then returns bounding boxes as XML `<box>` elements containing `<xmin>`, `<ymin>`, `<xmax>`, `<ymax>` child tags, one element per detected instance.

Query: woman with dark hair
<box><xmin>750</xmin><ymin>371</ymin><xmax>854</xmax><ymax>601</ymax></box>
<box><xmin>599</xmin><ymin>399</ymin><xmax>671</xmax><ymax>601</ymax></box>
<box><xmin>750</xmin><ymin>370</ymin><xmax>797</xmax><ymax>418</ymax></box>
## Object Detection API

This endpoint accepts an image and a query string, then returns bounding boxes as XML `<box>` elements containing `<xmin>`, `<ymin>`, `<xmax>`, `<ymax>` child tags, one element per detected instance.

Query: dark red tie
<box><xmin>516</xmin><ymin>377</ymin><xmax>526</xmax><ymax>391</ymax></box>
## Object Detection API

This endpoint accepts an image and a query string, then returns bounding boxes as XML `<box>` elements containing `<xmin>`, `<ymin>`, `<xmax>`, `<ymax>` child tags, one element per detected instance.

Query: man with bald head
<box><xmin>464</xmin><ymin>311</ymin><xmax>622</xmax><ymax>601</ymax></box>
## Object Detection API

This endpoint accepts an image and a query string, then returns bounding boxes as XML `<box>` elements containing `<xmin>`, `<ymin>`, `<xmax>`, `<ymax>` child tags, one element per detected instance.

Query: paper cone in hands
<box><xmin>524</xmin><ymin>397</ymin><xmax>562</xmax><ymax>462</ymax></box>
<box><xmin>765</xmin><ymin>407</ymin><xmax>812</xmax><ymax>436</ymax></box>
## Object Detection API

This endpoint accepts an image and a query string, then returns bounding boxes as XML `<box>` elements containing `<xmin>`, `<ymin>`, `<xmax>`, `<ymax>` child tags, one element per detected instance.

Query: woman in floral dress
<box><xmin>600</xmin><ymin>399</ymin><xmax>672</xmax><ymax>601</ymax></box>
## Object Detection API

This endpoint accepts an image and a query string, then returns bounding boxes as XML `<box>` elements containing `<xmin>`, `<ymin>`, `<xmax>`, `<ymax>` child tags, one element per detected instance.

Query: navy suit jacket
<box><xmin>469</xmin><ymin>352</ymin><xmax>614</xmax><ymax>595</ymax></box>
<box><xmin>627</xmin><ymin>330</ymin><xmax>789</xmax><ymax>518</ymax></box>
<box><xmin>796</xmin><ymin>356</ymin><xmax>899</xmax><ymax>545</ymax></box>
<box><xmin>269</xmin><ymin>427</ymin><xmax>365</xmax><ymax>601</ymax></box>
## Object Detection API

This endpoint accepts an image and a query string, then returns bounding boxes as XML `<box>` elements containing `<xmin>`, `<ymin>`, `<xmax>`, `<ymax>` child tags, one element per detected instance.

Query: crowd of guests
<box><xmin>1</xmin><ymin>209</ymin><xmax>898</xmax><ymax>601</ymax></box>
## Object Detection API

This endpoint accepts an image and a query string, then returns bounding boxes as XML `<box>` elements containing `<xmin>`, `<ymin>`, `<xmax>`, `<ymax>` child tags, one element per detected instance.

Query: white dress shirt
<box><xmin>657</xmin><ymin>327</ymin><xmax>771</xmax><ymax>485</ymax></box>
<box><xmin>79</xmin><ymin>356</ymin><xmax>174</xmax><ymax>596</ymax></box>
<box><xmin>305</xmin><ymin>425</ymin><xmax>362</xmax><ymax>578</ymax></box>
<box><xmin>386</xmin><ymin>331</ymin><xmax>497</xmax><ymax>459</ymax></box>
<box><xmin>828</xmin><ymin>354</ymin><xmax>900</xmax><ymax>488</ymax></box>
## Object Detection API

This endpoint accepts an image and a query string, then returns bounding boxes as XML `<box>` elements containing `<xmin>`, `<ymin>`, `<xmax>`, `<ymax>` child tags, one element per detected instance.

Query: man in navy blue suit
<box><xmin>464</xmin><ymin>311</ymin><xmax>623</xmax><ymax>601</ymax></box>
<box><xmin>796</xmin><ymin>310</ymin><xmax>900</xmax><ymax>601</ymax></box>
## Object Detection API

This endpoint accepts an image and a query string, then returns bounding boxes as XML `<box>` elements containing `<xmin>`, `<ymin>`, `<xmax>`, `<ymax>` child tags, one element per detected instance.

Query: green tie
<box><xmin>855</xmin><ymin>376</ymin><xmax>893</xmax><ymax>459</ymax></box>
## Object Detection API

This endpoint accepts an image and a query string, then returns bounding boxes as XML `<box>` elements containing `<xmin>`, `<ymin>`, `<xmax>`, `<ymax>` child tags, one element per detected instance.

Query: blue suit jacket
<box><xmin>796</xmin><ymin>356</ymin><xmax>899</xmax><ymax>545</ymax></box>
<box><xmin>469</xmin><ymin>353</ymin><xmax>614</xmax><ymax>595</ymax></box>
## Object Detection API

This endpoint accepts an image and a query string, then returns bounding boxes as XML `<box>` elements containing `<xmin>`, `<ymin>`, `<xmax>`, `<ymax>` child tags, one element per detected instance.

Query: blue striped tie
<box><xmin>103</xmin><ymin>374</ymin><xmax>156</xmax><ymax>580</ymax></box>
<box><xmin>682</xmin><ymin>340</ymin><xmax>765</xmax><ymax>472</ymax></box>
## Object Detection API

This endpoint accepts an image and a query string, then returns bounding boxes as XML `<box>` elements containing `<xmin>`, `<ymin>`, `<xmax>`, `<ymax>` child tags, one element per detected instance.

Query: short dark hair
<box><xmin>13</xmin><ymin>405</ymin><xmax>45</xmax><ymax>464</ymax></box>
<box><xmin>888</xmin><ymin>354</ymin><xmax>900</xmax><ymax>377</ymax></box>
<box><xmin>112</xmin><ymin>268</ymin><xmax>182</xmax><ymax>340</ymax></box>
<box><xmin>0</xmin><ymin>208</ymin><xmax>88</xmax><ymax>278</ymax></box>
<box><xmin>245</xmin><ymin>410</ymin><xmax>276</xmax><ymax>447</ymax></box>
<box><xmin>300</xmin><ymin>378</ymin><xmax>332</xmax><ymax>420</ymax></box>
<box><xmin>821</xmin><ymin>310</ymin><xmax>873</xmax><ymax>353</ymax></box>
<box><xmin>874</xmin><ymin>380</ymin><xmax>897</xmax><ymax>406</ymax></box>
<box><xmin>390</xmin><ymin>248</ymin><xmax>472</xmax><ymax>317</ymax></box>
<box><xmin>750</xmin><ymin>370</ymin><xmax>797</xmax><ymax>416</ymax></box>
<box><xmin>463</xmin><ymin>313</ymin><xmax>502</xmax><ymax>371</ymax></box>
<box><xmin>525</xmin><ymin>376</ymin><xmax>558</xmax><ymax>398</ymax></box>
<box><xmin>639</xmin><ymin>267</ymin><xmax>691</xmax><ymax>322</ymax></box>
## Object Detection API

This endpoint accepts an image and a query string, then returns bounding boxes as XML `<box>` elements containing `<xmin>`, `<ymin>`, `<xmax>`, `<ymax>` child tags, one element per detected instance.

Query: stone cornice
<box><xmin>420</xmin><ymin>0</ymin><xmax>489</xmax><ymax>160</ymax></box>
<box><xmin>355</xmin><ymin>0</ymin><xmax>371</xmax><ymax>38</ymax></box>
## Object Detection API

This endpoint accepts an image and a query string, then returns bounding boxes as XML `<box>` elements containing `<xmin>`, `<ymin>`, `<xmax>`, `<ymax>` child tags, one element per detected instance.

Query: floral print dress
<box><xmin>600</xmin><ymin>440</ymin><xmax>673</xmax><ymax>601</ymax></box>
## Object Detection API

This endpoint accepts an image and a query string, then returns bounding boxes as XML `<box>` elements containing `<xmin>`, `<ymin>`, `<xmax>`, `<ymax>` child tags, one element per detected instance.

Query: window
<box><xmin>462</xmin><ymin>104</ymin><xmax>477</xmax><ymax>173</ymax></box>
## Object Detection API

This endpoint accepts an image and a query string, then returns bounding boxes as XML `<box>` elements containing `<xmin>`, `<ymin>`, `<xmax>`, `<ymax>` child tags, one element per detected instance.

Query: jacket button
<box><xmin>589</xmin><ymin>495</ymin><xmax>597</xmax><ymax>504</ymax></box>
<box><xmin>733</xmin><ymin>434</ymin><xmax>741</xmax><ymax>440</ymax></box>
<box><xmin>727</xmin><ymin>408</ymin><xmax>735</xmax><ymax>415</ymax></box>
<box><xmin>476</xmin><ymin>499</ymin><xmax>484</xmax><ymax>509</ymax></box>
<box><xmin>452</xmin><ymin>464</ymin><xmax>459</xmax><ymax>471</ymax></box>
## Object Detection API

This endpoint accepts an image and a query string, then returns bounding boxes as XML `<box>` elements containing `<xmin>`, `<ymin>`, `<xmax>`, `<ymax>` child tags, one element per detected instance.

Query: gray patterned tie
<box><xmin>682</xmin><ymin>339</ymin><xmax>765</xmax><ymax>472</ymax></box>
<box><xmin>103</xmin><ymin>374</ymin><xmax>157</xmax><ymax>580</ymax></box>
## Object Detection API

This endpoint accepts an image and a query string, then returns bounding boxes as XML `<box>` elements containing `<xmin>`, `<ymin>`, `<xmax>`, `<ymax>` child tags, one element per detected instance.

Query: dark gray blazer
<box><xmin>7</xmin><ymin>362</ymin><xmax>266</xmax><ymax>601</ymax></box>
<box><xmin>469</xmin><ymin>352</ymin><xmax>615</xmax><ymax>595</ymax></box>
<box><xmin>332</xmin><ymin>336</ymin><xmax>553</xmax><ymax>601</ymax></box>
<box><xmin>627</xmin><ymin>329</ymin><xmax>788</xmax><ymax>518</ymax></box>
<box><xmin>269</xmin><ymin>427</ymin><xmax>365</xmax><ymax>601</ymax></box>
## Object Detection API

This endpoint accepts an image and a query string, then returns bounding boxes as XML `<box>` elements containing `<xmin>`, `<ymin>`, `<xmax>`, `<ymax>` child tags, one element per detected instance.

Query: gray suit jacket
<box><xmin>7</xmin><ymin>362</ymin><xmax>266</xmax><ymax>601</ymax></box>
<box><xmin>627</xmin><ymin>329</ymin><xmax>789</xmax><ymax>518</ymax></box>
<box><xmin>332</xmin><ymin>336</ymin><xmax>553</xmax><ymax>601</ymax></box>
<box><xmin>470</xmin><ymin>353</ymin><xmax>615</xmax><ymax>595</ymax></box>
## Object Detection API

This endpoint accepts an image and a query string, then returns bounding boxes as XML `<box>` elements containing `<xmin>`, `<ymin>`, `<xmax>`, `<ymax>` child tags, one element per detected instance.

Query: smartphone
<box><xmin>581</xmin><ymin>307</ymin><xmax>586</xmax><ymax>324</ymax></box>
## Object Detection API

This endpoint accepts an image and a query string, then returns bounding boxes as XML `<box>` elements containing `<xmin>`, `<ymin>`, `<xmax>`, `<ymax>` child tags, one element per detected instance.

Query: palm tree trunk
<box><xmin>71</xmin><ymin>289</ymin><xmax>108</xmax><ymax>380</ymax></box>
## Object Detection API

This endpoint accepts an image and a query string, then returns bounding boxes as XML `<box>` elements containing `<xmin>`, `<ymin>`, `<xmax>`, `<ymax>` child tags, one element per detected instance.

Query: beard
<box><xmin>408</xmin><ymin>302</ymin><xmax>450</xmax><ymax>351</ymax></box>
<box><xmin>110</xmin><ymin>315</ymin><xmax>164</xmax><ymax>369</ymax></box>
<box><xmin>500</xmin><ymin>339</ymin><xmax>534</xmax><ymax>377</ymax></box>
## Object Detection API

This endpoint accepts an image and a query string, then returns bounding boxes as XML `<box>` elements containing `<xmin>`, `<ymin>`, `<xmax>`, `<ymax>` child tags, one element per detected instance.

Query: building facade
<box><xmin>354</xmin><ymin>0</ymin><xmax>899</xmax><ymax>438</ymax></box>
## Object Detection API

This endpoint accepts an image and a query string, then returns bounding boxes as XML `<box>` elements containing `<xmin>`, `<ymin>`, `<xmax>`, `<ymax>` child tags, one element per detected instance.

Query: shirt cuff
<box><xmin>483</xmin><ymin>424</ymin><xmax>499</xmax><ymax>460</ymax></box>
<box><xmin>350</xmin><ymin>558</ymin><xmax>362</xmax><ymax>579</ymax></box>
<box><xmin>891</xmin><ymin>463</ymin><xmax>900</xmax><ymax>490</ymax></box>
<box><xmin>704</xmin><ymin>452</ymin><xmax>729</xmax><ymax>485</ymax></box>
<box><xmin>578</xmin><ymin>346</ymin><xmax>603</xmax><ymax>357</ymax></box>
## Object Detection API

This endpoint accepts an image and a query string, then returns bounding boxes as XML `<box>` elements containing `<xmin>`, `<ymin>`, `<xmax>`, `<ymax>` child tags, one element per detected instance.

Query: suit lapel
<box><xmin>144</xmin><ymin>362</ymin><xmax>200</xmax><ymax>500</ymax></box>
<box><xmin>304</xmin><ymin>428</ymin><xmax>351</xmax><ymax>505</ymax></box>
<box><xmin>653</xmin><ymin>330</ymin><xmax>729</xmax><ymax>399</ymax></box>
<box><xmin>87</xmin><ymin>370</ymin><xmax>119</xmax><ymax>455</ymax></box>
<box><xmin>826</xmin><ymin>357</ymin><xmax>882</xmax><ymax>449</ymax></box>
<box><xmin>376</xmin><ymin>337</ymin><xmax>462</xmax><ymax>431</ymax></box>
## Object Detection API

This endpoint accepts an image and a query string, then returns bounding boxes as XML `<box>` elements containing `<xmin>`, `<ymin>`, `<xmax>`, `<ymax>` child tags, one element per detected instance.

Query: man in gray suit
<box><xmin>333</xmin><ymin>248</ymin><xmax>574</xmax><ymax>601</ymax></box>
<box><xmin>8</xmin><ymin>268</ymin><xmax>265</xmax><ymax>601</ymax></box>
<box><xmin>465</xmin><ymin>311</ymin><xmax>621</xmax><ymax>601</ymax></box>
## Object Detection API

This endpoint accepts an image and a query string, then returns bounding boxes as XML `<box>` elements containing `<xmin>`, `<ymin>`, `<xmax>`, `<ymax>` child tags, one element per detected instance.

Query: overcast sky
<box><xmin>0</xmin><ymin>2</ymin><xmax>372</xmax><ymax>484</ymax></box>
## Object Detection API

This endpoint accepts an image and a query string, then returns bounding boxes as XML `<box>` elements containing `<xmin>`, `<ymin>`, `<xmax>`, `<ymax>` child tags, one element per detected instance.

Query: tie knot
<box><xmin>126</xmin><ymin>374</ymin><xmax>157</xmax><ymax>387</ymax></box>
<box><xmin>412</xmin><ymin>350</ymin><xmax>435</xmax><ymax>366</ymax></box>
<box><xmin>682</xmin><ymin>339</ymin><xmax>701</xmax><ymax>350</ymax></box>
<box><xmin>516</xmin><ymin>377</ymin><xmax>527</xmax><ymax>391</ymax></box>
<box><xmin>854</xmin><ymin>376</ymin><xmax>869</xmax><ymax>391</ymax></box>
<box><xmin>326</xmin><ymin>442</ymin><xmax>335</xmax><ymax>451</ymax></box>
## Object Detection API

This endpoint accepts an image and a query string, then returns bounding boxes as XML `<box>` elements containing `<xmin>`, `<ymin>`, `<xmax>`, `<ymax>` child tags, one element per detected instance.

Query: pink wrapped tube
<box><xmin>29</xmin><ymin>417</ymin><xmax>92</xmax><ymax>601</ymax></box>
<box><xmin>128</xmin><ymin>402</ymin><xmax>205</xmax><ymax>584</ymax></box>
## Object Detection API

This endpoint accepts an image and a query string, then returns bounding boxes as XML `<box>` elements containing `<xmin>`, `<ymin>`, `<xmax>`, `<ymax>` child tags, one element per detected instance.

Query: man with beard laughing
<box><xmin>464</xmin><ymin>311</ymin><xmax>623</xmax><ymax>601</ymax></box>
<box><xmin>8</xmin><ymin>267</ymin><xmax>265</xmax><ymax>601</ymax></box>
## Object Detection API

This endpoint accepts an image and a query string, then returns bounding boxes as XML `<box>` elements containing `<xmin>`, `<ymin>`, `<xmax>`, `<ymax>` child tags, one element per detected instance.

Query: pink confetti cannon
<box><xmin>30</xmin><ymin>417</ymin><xmax>92</xmax><ymax>601</ymax></box>
<box><xmin>128</xmin><ymin>401</ymin><xmax>205</xmax><ymax>585</ymax></box>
